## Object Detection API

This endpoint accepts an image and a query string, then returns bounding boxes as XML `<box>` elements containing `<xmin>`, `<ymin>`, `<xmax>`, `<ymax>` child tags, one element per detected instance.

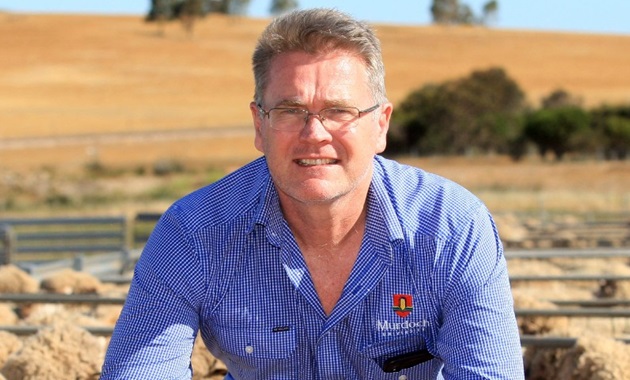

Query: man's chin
<box><xmin>285</xmin><ymin>186</ymin><xmax>345</xmax><ymax>205</ymax></box>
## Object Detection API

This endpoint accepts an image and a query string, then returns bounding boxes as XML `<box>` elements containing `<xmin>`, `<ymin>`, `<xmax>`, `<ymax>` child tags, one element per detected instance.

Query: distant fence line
<box><xmin>0</xmin><ymin>126</ymin><xmax>253</xmax><ymax>150</ymax></box>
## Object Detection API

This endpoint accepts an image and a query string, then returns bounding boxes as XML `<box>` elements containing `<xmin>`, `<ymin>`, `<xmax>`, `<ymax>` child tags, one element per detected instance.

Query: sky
<box><xmin>0</xmin><ymin>0</ymin><xmax>628</xmax><ymax>36</ymax></box>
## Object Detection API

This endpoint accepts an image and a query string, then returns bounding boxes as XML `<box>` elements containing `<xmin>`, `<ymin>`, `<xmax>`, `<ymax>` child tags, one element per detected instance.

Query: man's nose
<box><xmin>300</xmin><ymin>113</ymin><xmax>332</xmax><ymax>140</ymax></box>
<box><xmin>303</xmin><ymin>112</ymin><xmax>325</xmax><ymax>125</ymax></box>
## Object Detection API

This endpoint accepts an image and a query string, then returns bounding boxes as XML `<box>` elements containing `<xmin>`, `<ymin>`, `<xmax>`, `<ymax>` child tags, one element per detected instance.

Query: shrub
<box><xmin>590</xmin><ymin>105</ymin><xmax>630</xmax><ymax>160</ymax></box>
<box><xmin>387</xmin><ymin>67</ymin><xmax>527</xmax><ymax>156</ymax></box>
<box><xmin>524</xmin><ymin>106</ymin><xmax>591</xmax><ymax>160</ymax></box>
<box><xmin>152</xmin><ymin>158</ymin><xmax>185</xmax><ymax>176</ymax></box>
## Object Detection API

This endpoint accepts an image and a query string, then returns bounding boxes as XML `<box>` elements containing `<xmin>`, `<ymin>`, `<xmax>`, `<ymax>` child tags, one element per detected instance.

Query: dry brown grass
<box><xmin>0</xmin><ymin>13</ymin><xmax>629</xmax><ymax>215</ymax></box>
<box><xmin>1</xmin><ymin>13</ymin><xmax>630</xmax><ymax>138</ymax></box>
<box><xmin>399</xmin><ymin>156</ymin><xmax>630</xmax><ymax>214</ymax></box>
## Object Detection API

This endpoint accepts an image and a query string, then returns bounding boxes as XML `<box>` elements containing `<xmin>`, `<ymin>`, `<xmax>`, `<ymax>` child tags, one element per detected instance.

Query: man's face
<box><xmin>250</xmin><ymin>50</ymin><xmax>392</xmax><ymax>206</ymax></box>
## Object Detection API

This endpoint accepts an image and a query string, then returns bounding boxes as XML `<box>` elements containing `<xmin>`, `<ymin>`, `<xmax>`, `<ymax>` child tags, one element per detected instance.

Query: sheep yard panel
<box><xmin>0</xmin><ymin>216</ymin><xmax>132</xmax><ymax>277</ymax></box>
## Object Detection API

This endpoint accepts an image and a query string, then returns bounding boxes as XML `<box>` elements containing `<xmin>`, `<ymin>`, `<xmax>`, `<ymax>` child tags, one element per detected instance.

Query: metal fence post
<box><xmin>0</xmin><ymin>224</ymin><xmax>16</xmax><ymax>266</ymax></box>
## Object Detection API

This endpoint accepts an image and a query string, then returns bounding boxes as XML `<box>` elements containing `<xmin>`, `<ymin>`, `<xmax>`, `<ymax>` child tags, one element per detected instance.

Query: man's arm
<box><xmin>436</xmin><ymin>207</ymin><xmax>524</xmax><ymax>379</ymax></box>
<box><xmin>100</xmin><ymin>209</ymin><xmax>206</xmax><ymax>379</ymax></box>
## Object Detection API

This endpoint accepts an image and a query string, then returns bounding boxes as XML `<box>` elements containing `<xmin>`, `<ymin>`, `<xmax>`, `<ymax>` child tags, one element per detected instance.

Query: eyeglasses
<box><xmin>257</xmin><ymin>103</ymin><xmax>380</xmax><ymax>132</ymax></box>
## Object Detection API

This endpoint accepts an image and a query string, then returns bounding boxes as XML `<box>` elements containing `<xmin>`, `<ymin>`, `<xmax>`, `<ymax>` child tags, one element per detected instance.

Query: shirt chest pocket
<box><xmin>359</xmin><ymin>335</ymin><xmax>441</xmax><ymax>379</ymax></box>
<box><xmin>214</xmin><ymin>325</ymin><xmax>297</xmax><ymax>379</ymax></box>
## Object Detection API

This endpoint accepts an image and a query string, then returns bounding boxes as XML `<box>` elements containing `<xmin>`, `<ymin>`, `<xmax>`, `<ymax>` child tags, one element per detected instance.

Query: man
<box><xmin>101</xmin><ymin>8</ymin><xmax>524</xmax><ymax>379</ymax></box>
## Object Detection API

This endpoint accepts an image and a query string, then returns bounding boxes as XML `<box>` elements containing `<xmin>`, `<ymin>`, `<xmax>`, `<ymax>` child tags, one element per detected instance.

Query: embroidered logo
<box><xmin>393</xmin><ymin>294</ymin><xmax>413</xmax><ymax>318</ymax></box>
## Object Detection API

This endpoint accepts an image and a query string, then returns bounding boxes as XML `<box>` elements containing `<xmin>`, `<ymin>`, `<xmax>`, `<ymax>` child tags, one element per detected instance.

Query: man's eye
<box><xmin>327</xmin><ymin>108</ymin><xmax>352</xmax><ymax>114</ymax></box>
<box><xmin>277</xmin><ymin>108</ymin><xmax>305</xmax><ymax>115</ymax></box>
<box><xmin>324</xmin><ymin>108</ymin><xmax>356</xmax><ymax>119</ymax></box>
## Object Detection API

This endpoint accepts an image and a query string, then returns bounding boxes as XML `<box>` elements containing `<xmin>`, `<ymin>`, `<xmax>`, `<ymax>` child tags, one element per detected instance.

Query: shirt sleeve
<box><xmin>436</xmin><ymin>206</ymin><xmax>524</xmax><ymax>380</ymax></box>
<box><xmin>100</xmin><ymin>207</ymin><xmax>207</xmax><ymax>379</ymax></box>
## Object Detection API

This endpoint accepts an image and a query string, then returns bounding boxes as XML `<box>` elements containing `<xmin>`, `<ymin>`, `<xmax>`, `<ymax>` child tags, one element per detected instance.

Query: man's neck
<box><xmin>280</xmin><ymin>192</ymin><xmax>368</xmax><ymax>254</ymax></box>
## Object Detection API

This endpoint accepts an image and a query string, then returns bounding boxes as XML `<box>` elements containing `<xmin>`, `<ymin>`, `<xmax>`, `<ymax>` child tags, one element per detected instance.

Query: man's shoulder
<box><xmin>374</xmin><ymin>156</ymin><xmax>485</xmax><ymax>238</ymax></box>
<box><xmin>166</xmin><ymin>157</ymin><xmax>269</xmax><ymax>230</ymax></box>
<box><xmin>374</xmin><ymin>155</ymin><xmax>480</xmax><ymax>205</ymax></box>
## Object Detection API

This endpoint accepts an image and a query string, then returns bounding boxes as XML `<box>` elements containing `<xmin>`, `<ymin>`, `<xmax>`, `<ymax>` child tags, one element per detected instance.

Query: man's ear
<box><xmin>250</xmin><ymin>102</ymin><xmax>265</xmax><ymax>153</ymax></box>
<box><xmin>375</xmin><ymin>102</ymin><xmax>393</xmax><ymax>154</ymax></box>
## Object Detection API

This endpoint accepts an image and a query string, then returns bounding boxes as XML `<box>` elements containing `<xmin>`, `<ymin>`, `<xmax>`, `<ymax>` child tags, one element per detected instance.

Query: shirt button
<box><xmin>398</xmin><ymin>375</ymin><xmax>408</xmax><ymax>380</ymax></box>
<box><xmin>245</xmin><ymin>345</ymin><xmax>254</xmax><ymax>354</ymax></box>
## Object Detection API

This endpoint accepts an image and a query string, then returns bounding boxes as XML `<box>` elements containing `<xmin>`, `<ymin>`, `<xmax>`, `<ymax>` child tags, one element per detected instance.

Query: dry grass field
<box><xmin>0</xmin><ymin>12</ymin><xmax>629</xmax><ymax>216</ymax></box>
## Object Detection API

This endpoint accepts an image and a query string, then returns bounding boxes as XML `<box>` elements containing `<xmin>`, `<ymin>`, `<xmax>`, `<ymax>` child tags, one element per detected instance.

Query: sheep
<box><xmin>191</xmin><ymin>335</ymin><xmax>228</xmax><ymax>379</ymax></box>
<box><xmin>19</xmin><ymin>303</ymin><xmax>108</xmax><ymax>328</ymax></box>
<box><xmin>0</xmin><ymin>331</ymin><xmax>22</xmax><ymax>370</ymax></box>
<box><xmin>524</xmin><ymin>345</ymin><xmax>568</xmax><ymax>380</ymax></box>
<box><xmin>591</xmin><ymin>261</ymin><xmax>630</xmax><ymax>299</ymax></box>
<box><xmin>190</xmin><ymin>343</ymin><xmax>215</xmax><ymax>379</ymax></box>
<box><xmin>525</xmin><ymin>334</ymin><xmax>630</xmax><ymax>380</ymax></box>
<box><xmin>0</xmin><ymin>322</ymin><xmax>106</xmax><ymax>380</ymax></box>
<box><xmin>555</xmin><ymin>336</ymin><xmax>630</xmax><ymax>379</ymax></box>
<box><xmin>508</xmin><ymin>258</ymin><xmax>596</xmax><ymax>300</ymax></box>
<box><xmin>90</xmin><ymin>282</ymin><xmax>129</xmax><ymax>326</ymax></box>
<box><xmin>0</xmin><ymin>304</ymin><xmax>17</xmax><ymax>326</ymax></box>
<box><xmin>512</xmin><ymin>289</ymin><xmax>569</xmax><ymax>335</ymax></box>
<box><xmin>0</xmin><ymin>265</ymin><xmax>38</xmax><ymax>294</ymax></box>
<box><xmin>39</xmin><ymin>268</ymin><xmax>103</xmax><ymax>295</ymax></box>
<box><xmin>493</xmin><ymin>213</ymin><xmax>529</xmax><ymax>248</ymax></box>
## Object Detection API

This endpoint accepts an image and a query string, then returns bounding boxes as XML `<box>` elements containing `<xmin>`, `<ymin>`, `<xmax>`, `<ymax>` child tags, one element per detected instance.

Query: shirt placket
<box><xmin>317</xmin><ymin>241</ymin><xmax>391</xmax><ymax>379</ymax></box>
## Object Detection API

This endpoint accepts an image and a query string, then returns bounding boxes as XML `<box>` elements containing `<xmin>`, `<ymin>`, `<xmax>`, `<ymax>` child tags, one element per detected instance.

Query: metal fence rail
<box><xmin>515</xmin><ymin>308</ymin><xmax>630</xmax><ymax>318</ymax></box>
<box><xmin>520</xmin><ymin>335</ymin><xmax>630</xmax><ymax>348</ymax></box>
<box><xmin>549</xmin><ymin>299</ymin><xmax>630</xmax><ymax>307</ymax></box>
<box><xmin>0</xmin><ymin>293</ymin><xmax>126</xmax><ymax>304</ymax></box>
<box><xmin>505</xmin><ymin>247</ymin><xmax>630</xmax><ymax>259</ymax></box>
<box><xmin>0</xmin><ymin>216</ymin><xmax>132</xmax><ymax>278</ymax></box>
<box><xmin>510</xmin><ymin>273</ymin><xmax>630</xmax><ymax>282</ymax></box>
<box><xmin>0</xmin><ymin>325</ymin><xmax>115</xmax><ymax>336</ymax></box>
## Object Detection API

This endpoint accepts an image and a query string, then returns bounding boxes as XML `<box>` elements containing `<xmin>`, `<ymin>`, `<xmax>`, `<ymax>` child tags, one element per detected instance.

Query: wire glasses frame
<box><xmin>257</xmin><ymin>103</ymin><xmax>381</xmax><ymax>131</ymax></box>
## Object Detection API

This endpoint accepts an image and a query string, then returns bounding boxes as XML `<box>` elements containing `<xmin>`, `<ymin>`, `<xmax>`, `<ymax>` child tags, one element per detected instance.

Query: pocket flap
<box><xmin>215</xmin><ymin>325</ymin><xmax>296</xmax><ymax>359</ymax></box>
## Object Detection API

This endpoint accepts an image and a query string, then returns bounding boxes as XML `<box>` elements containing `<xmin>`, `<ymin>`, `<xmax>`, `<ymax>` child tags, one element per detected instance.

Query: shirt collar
<box><xmin>248</xmin><ymin>162</ymin><xmax>284</xmax><ymax>247</ymax></box>
<box><xmin>367</xmin><ymin>156</ymin><xmax>406</xmax><ymax>243</ymax></box>
<box><xmin>249</xmin><ymin>156</ymin><xmax>405</xmax><ymax>247</ymax></box>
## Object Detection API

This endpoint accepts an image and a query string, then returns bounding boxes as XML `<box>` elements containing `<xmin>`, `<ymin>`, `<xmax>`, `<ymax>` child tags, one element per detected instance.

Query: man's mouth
<box><xmin>295</xmin><ymin>158</ymin><xmax>339</xmax><ymax>166</ymax></box>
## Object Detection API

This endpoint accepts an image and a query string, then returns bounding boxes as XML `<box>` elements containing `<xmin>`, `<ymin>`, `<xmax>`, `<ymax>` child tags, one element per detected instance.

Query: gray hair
<box><xmin>252</xmin><ymin>8</ymin><xmax>387</xmax><ymax>106</ymax></box>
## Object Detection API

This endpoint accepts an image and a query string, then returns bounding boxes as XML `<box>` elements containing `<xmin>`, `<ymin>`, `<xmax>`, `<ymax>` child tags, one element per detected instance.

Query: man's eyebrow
<box><xmin>274</xmin><ymin>99</ymin><xmax>305</xmax><ymax>108</ymax></box>
<box><xmin>323</xmin><ymin>100</ymin><xmax>353</xmax><ymax>108</ymax></box>
<box><xmin>272</xmin><ymin>99</ymin><xmax>353</xmax><ymax>108</ymax></box>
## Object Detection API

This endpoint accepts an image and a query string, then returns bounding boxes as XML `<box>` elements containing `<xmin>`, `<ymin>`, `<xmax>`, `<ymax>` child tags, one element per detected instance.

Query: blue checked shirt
<box><xmin>101</xmin><ymin>156</ymin><xmax>524</xmax><ymax>380</ymax></box>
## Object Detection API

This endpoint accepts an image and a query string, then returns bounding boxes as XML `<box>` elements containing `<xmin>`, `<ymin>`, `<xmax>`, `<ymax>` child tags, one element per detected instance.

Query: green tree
<box><xmin>147</xmin><ymin>0</ymin><xmax>174</xmax><ymax>21</ymax></box>
<box><xmin>217</xmin><ymin>0</ymin><xmax>251</xmax><ymax>15</ymax></box>
<box><xmin>431</xmin><ymin>0</ymin><xmax>499</xmax><ymax>25</ymax></box>
<box><xmin>147</xmin><ymin>0</ymin><xmax>172</xmax><ymax>35</ymax></box>
<box><xmin>387</xmin><ymin>67</ymin><xmax>527</xmax><ymax>157</ymax></box>
<box><xmin>146</xmin><ymin>0</ymin><xmax>251</xmax><ymax>35</ymax></box>
<box><xmin>452</xmin><ymin>68</ymin><xmax>526</xmax><ymax>153</ymax></box>
<box><xmin>603</xmin><ymin>116</ymin><xmax>630</xmax><ymax>159</ymax></box>
<box><xmin>388</xmin><ymin>84</ymin><xmax>452</xmax><ymax>155</ymax></box>
<box><xmin>590</xmin><ymin>105</ymin><xmax>630</xmax><ymax>160</ymax></box>
<box><xmin>431</xmin><ymin>0</ymin><xmax>466</xmax><ymax>24</ymax></box>
<box><xmin>270</xmin><ymin>0</ymin><xmax>298</xmax><ymax>15</ymax></box>
<box><xmin>482</xmin><ymin>0</ymin><xmax>498</xmax><ymax>25</ymax></box>
<box><xmin>146</xmin><ymin>0</ymin><xmax>250</xmax><ymax>21</ymax></box>
<box><xmin>541</xmin><ymin>88</ymin><xmax>583</xmax><ymax>109</ymax></box>
<box><xmin>179</xmin><ymin>0</ymin><xmax>204</xmax><ymax>35</ymax></box>
<box><xmin>524</xmin><ymin>107</ymin><xmax>591</xmax><ymax>160</ymax></box>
